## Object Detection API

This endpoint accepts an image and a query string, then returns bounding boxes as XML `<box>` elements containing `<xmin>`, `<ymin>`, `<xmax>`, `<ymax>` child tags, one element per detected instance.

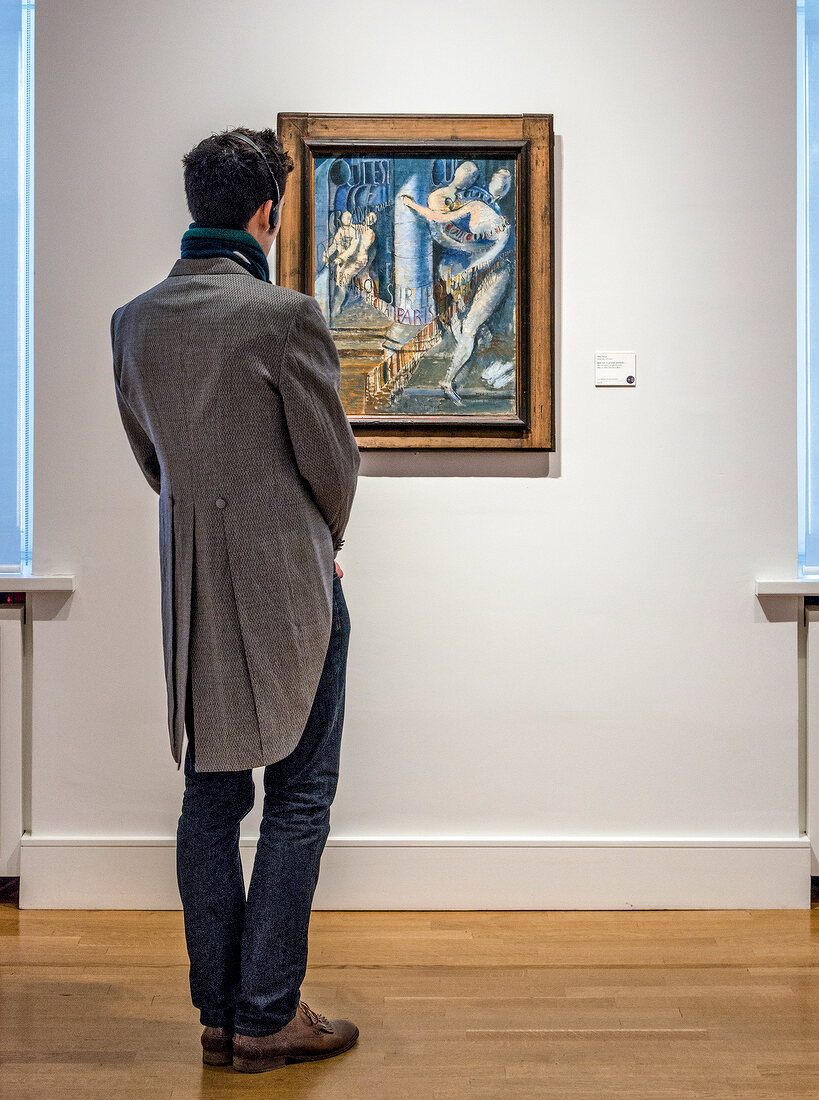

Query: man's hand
<box><xmin>334</xmin><ymin>560</ymin><xmax>343</xmax><ymax>579</ymax></box>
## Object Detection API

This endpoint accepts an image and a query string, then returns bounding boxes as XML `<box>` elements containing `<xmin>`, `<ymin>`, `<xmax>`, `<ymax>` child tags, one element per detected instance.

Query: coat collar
<box><xmin>168</xmin><ymin>256</ymin><xmax>255</xmax><ymax>278</ymax></box>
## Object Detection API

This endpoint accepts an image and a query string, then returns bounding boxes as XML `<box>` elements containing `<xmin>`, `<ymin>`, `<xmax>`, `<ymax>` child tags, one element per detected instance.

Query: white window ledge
<box><xmin>756</xmin><ymin>580</ymin><xmax>819</xmax><ymax>595</ymax></box>
<box><xmin>0</xmin><ymin>575</ymin><xmax>75</xmax><ymax>592</ymax></box>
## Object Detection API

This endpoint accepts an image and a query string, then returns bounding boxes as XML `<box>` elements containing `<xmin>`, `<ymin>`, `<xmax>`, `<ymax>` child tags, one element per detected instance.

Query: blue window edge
<box><xmin>15</xmin><ymin>1</ymin><xmax>33</xmax><ymax>574</ymax></box>
<box><xmin>799</xmin><ymin>3</ymin><xmax>807</xmax><ymax>574</ymax></box>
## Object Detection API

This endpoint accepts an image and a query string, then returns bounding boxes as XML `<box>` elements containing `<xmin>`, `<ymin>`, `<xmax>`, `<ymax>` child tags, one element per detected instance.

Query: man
<box><xmin>110</xmin><ymin>127</ymin><xmax>361</xmax><ymax>1074</ymax></box>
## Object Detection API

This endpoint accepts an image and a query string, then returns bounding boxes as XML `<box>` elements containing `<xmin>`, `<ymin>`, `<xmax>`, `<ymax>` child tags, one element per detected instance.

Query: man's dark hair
<box><xmin>182</xmin><ymin>127</ymin><xmax>294</xmax><ymax>230</ymax></box>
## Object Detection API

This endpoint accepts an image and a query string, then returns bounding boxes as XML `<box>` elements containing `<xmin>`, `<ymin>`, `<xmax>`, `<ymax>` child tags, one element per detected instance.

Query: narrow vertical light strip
<box><xmin>805</xmin><ymin>1</ymin><xmax>819</xmax><ymax>571</ymax></box>
<box><xmin>799</xmin><ymin>2</ymin><xmax>807</xmax><ymax>571</ymax></box>
<box><xmin>16</xmin><ymin>0</ymin><xmax>33</xmax><ymax>574</ymax></box>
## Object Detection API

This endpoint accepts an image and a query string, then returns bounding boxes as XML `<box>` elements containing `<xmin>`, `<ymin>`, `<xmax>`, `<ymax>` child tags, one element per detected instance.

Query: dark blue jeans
<box><xmin>175</xmin><ymin>564</ymin><xmax>350</xmax><ymax>1037</ymax></box>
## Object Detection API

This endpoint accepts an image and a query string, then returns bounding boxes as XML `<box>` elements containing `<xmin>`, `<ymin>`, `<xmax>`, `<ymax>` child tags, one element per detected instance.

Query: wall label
<box><xmin>595</xmin><ymin>351</ymin><xmax>636</xmax><ymax>387</ymax></box>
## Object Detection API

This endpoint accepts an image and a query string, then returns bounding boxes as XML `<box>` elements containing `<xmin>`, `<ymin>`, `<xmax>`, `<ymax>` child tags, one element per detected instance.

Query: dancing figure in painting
<box><xmin>321</xmin><ymin>210</ymin><xmax>378</xmax><ymax>315</ymax></box>
<box><xmin>339</xmin><ymin>211</ymin><xmax>377</xmax><ymax>297</ymax></box>
<box><xmin>322</xmin><ymin>211</ymin><xmax>358</xmax><ymax>312</ymax></box>
<box><xmin>402</xmin><ymin>167</ymin><xmax>513</xmax><ymax>405</ymax></box>
<box><xmin>322</xmin><ymin>210</ymin><xmax>357</xmax><ymax>277</ymax></box>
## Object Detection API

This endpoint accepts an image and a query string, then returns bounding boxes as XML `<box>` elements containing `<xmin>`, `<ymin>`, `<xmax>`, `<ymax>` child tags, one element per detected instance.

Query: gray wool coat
<box><xmin>111</xmin><ymin>256</ymin><xmax>361</xmax><ymax>772</ymax></box>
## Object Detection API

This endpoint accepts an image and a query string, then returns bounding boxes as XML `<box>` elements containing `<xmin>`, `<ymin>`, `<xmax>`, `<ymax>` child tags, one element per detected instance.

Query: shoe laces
<box><xmin>299</xmin><ymin>999</ymin><xmax>334</xmax><ymax>1033</ymax></box>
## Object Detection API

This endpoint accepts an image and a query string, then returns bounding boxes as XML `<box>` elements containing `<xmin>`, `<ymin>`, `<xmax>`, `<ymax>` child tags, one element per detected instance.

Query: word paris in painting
<box><xmin>277</xmin><ymin>114</ymin><xmax>554</xmax><ymax>450</ymax></box>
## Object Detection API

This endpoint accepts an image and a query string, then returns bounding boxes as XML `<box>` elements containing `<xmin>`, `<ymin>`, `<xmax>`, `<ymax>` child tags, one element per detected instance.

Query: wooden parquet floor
<box><xmin>1</xmin><ymin>899</ymin><xmax>819</xmax><ymax>1098</ymax></box>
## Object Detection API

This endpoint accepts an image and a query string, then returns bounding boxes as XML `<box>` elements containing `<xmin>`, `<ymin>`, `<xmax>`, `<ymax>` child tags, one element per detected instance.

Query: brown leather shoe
<box><xmin>201</xmin><ymin>1024</ymin><xmax>233</xmax><ymax>1066</ymax></box>
<box><xmin>232</xmin><ymin>1000</ymin><xmax>359</xmax><ymax>1073</ymax></box>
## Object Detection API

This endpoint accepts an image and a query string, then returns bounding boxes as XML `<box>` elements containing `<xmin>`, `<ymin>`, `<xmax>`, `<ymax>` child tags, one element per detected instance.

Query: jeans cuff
<box><xmin>200</xmin><ymin>1008</ymin><xmax>235</xmax><ymax>1029</ymax></box>
<box><xmin>233</xmin><ymin>1012</ymin><xmax>295</xmax><ymax>1037</ymax></box>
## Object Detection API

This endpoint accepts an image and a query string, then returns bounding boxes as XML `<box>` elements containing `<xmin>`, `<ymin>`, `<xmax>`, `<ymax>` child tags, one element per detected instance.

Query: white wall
<box><xmin>21</xmin><ymin>0</ymin><xmax>803</xmax><ymax>907</ymax></box>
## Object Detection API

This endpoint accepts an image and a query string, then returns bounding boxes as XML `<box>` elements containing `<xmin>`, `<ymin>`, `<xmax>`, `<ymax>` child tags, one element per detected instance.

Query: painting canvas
<box><xmin>312</xmin><ymin>154</ymin><xmax>518</xmax><ymax>419</ymax></box>
<box><xmin>276</xmin><ymin>114</ymin><xmax>554</xmax><ymax>450</ymax></box>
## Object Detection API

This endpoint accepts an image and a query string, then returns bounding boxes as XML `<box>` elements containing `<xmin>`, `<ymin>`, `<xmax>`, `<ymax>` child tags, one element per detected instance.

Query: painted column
<box><xmin>391</xmin><ymin>160</ymin><xmax>433</xmax><ymax>332</ymax></box>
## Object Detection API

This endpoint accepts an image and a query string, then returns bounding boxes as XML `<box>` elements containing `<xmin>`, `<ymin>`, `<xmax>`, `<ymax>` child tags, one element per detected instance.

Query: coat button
<box><xmin>215</xmin><ymin>498</ymin><xmax>226</xmax><ymax>509</ymax></box>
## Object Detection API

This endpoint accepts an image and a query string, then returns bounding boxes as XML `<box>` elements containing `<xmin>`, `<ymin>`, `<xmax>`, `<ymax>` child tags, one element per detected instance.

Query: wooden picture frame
<box><xmin>276</xmin><ymin>113</ymin><xmax>554</xmax><ymax>450</ymax></box>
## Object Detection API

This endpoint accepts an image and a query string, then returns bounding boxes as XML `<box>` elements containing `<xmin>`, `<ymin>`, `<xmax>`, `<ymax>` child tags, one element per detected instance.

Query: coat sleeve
<box><xmin>277</xmin><ymin>296</ymin><xmax>361</xmax><ymax>551</ymax></box>
<box><xmin>111</xmin><ymin>310</ymin><xmax>162</xmax><ymax>495</ymax></box>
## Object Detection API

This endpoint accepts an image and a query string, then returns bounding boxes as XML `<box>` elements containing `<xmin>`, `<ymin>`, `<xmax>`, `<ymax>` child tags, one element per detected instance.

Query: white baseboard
<box><xmin>17</xmin><ymin>834</ymin><xmax>811</xmax><ymax>909</ymax></box>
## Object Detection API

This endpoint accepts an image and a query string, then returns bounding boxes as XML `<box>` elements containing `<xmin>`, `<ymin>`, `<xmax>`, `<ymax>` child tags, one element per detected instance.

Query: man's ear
<box><xmin>246</xmin><ymin>199</ymin><xmax>272</xmax><ymax>233</ymax></box>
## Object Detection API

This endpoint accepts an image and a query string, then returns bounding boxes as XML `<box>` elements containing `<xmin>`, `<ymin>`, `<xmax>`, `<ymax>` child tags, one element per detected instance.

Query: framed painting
<box><xmin>276</xmin><ymin>113</ymin><xmax>554</xmax><ymax>450</ymax></box>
